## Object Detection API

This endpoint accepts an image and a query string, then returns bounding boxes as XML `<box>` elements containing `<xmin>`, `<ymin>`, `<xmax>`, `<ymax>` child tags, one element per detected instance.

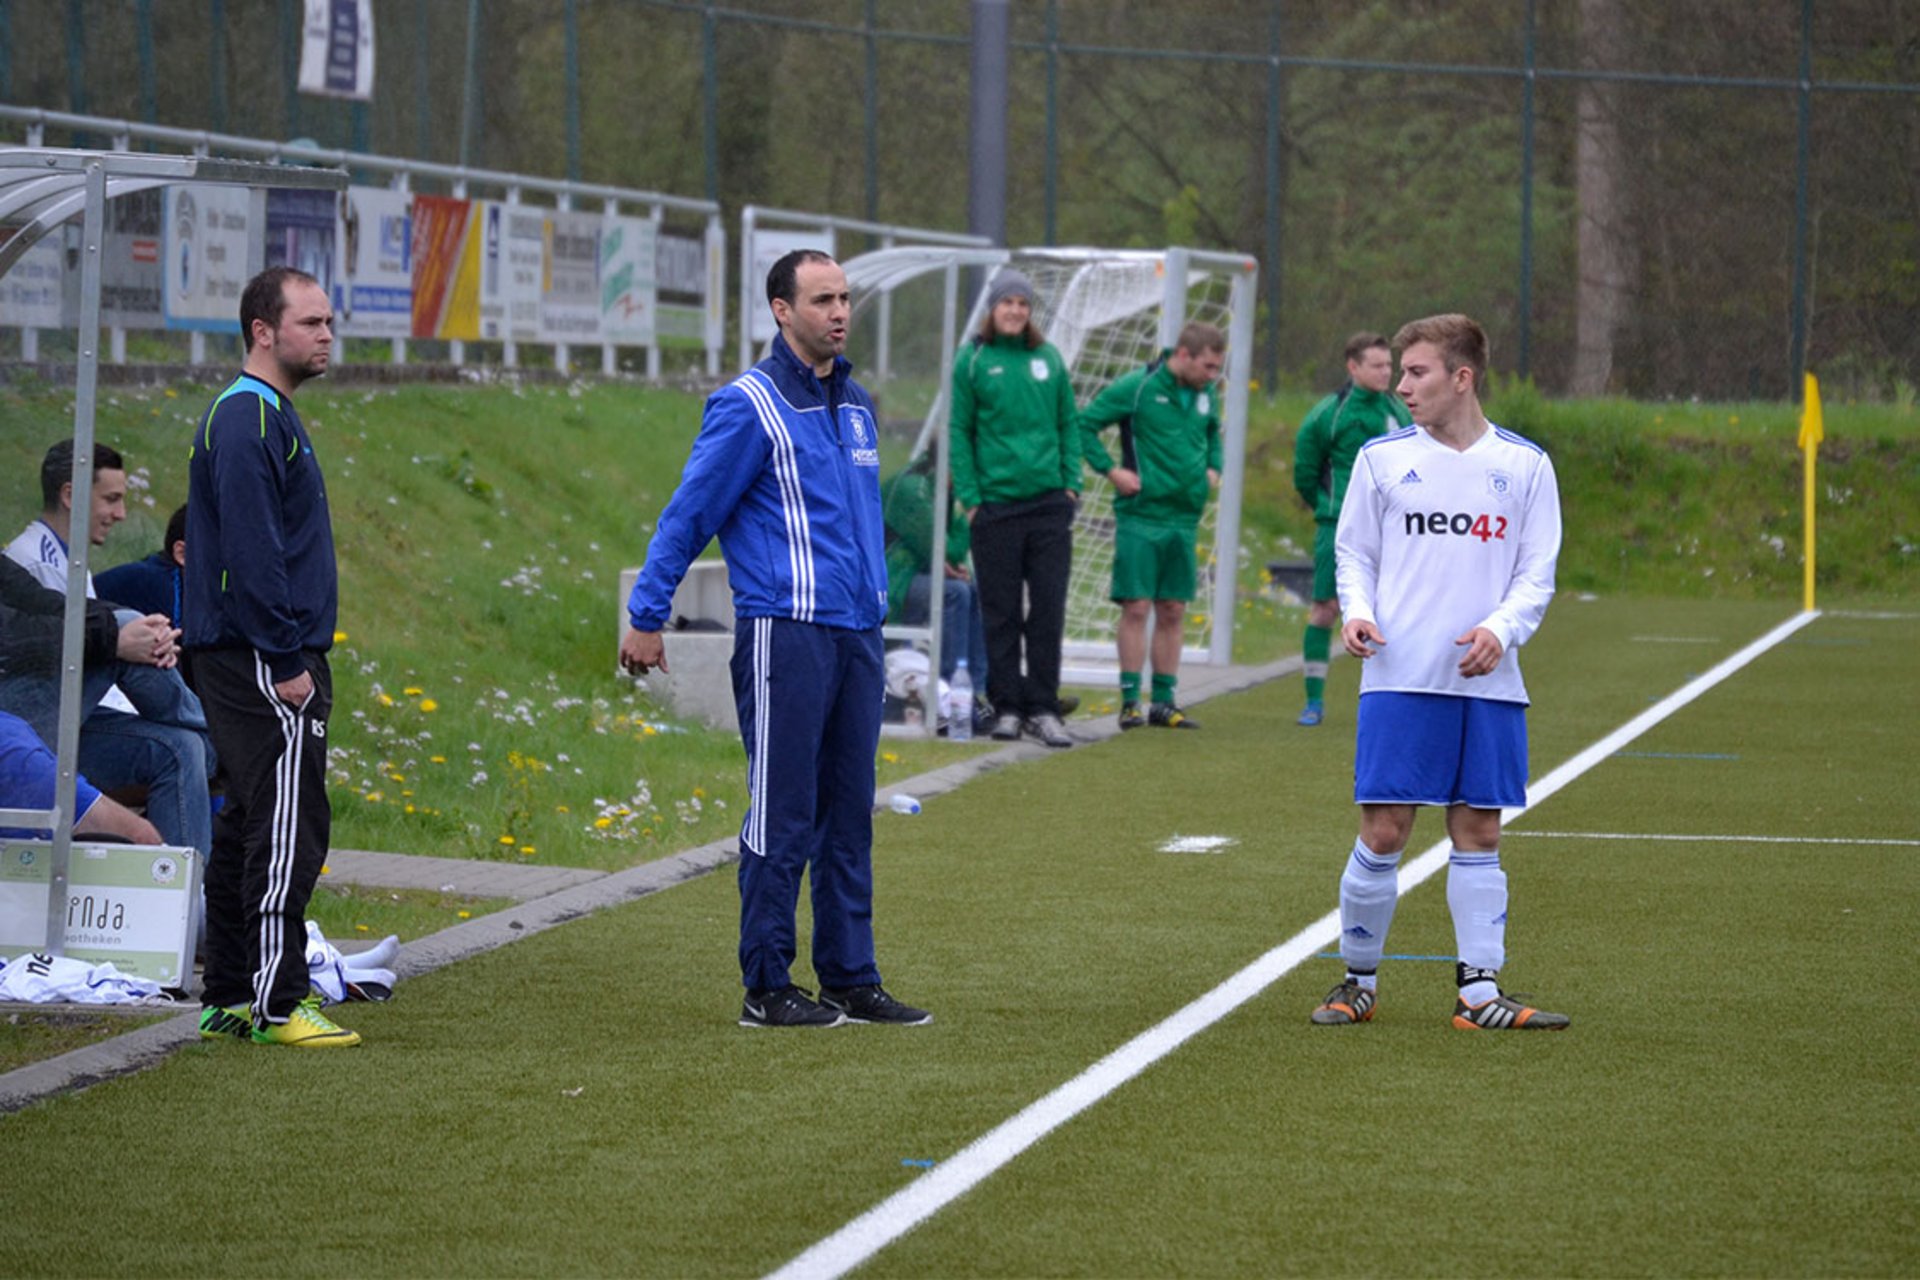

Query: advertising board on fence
<box><xmin>65</xmin><ymin>187</ymin><xmax>163</xmax><ymax>330</ymax></box>
<box><xmin>265</xmin><ymin>188</ymin><xmax>337</xmax><ymax>307</ymax></box>
<box><xmin>599</xmin><ymin>215</ymin><xmax>657</xmax><ymax>347</ymax></box>
<box><xmin>411</xmin><ymin>194</ymin><xmax>481</xmax><ymax>341</ymax></box>
<box><xmin>542</xmin><ymin>209</ymin><xmax>601</xmax><ymax>342</ymax></box>
<box><xmin>0</xmin><ymin>840</ymin><xmax>201</xmax><ymax>988</ymax></box>
<box><xmin>1</xmin><ymin>228</ymin><xmax>64</xmax><ymax>330</ymax></box>
<box><xmin>480</xmin><ymin>200</ymin><xmax>544</xmax><ymax>343</ymax></box>
<box><xmin>336</xmin><ymin>185</ymin><xmax>412</xmax><ymax>338</ymax></box>
<box><xmin>162</xmin><ymin>184</ymin><xmax>254</xmax><ymax>332</ymax></box>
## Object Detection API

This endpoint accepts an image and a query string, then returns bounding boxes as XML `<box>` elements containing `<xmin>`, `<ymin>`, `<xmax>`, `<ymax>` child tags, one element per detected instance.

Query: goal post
<box><xmin>841</xmin><ymin>244</ymin><xmax>1259</xmax><ymax>692</ymax></box>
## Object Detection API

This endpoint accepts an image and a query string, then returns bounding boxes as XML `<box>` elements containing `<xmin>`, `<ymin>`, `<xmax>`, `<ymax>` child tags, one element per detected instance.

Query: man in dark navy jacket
<box><xmin>97</xmin><ymin>503</ymin><xmax>187</xmax><ymax>629</ymax></box>
<box><xmin>623</xmin><ymin>250</ymin><xmax>930</xmax><ymax>1030</ymax></box>
<box><xmin>184</xmin><ymin>266</ymin><xmax>357</xmax><ymax>1049</ymax></box>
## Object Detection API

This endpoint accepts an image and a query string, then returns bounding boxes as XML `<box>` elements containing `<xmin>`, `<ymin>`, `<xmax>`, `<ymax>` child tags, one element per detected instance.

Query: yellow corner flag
<box><xmin>1798</xmin><ymin>372</ymin><xmax>1825</xmax><ymax>449</ymax></box>
<box><xmin>1800</xmin><ymin>372</ymin><xmax>1822</xmax><ymax>611</ymax></box>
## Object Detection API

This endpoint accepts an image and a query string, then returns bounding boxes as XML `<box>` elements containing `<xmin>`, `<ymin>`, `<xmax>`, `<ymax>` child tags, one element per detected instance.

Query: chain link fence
<box><xmin>5</xmin><ymin>0</ymin><xmax>1917</xmax><ymax>401</ymax></box>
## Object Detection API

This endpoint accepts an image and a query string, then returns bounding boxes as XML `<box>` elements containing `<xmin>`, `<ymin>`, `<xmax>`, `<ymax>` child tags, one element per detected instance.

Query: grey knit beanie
<box><xmin>986</xmin><ymin>268</ymin><xmax>1033</xmax><ymax>311</ymax></box>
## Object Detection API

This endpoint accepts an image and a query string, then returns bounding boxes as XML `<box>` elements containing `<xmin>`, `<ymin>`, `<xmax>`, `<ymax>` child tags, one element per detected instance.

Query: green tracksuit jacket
<box><xmin>1080</xmin><ymin>358</ymin><xmax>1224</xmax><ymax>527</ymax></box>
<box><xmin>1291</xmin><ymin>383</ymin><xmax>1412</xmax><ymax>523</ymax></box>
<box><xmin>880</xmin><ymin>464</ymin><xmax>969</xmax><ymax>620</ymax></box>
<box><xmin>949</xmin><ymin>334</ymin><xmax>1081</xmax><ymax>508</ymax></box>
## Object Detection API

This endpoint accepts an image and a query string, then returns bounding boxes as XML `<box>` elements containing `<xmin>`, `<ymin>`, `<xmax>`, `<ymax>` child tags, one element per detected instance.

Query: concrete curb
<box><xmin>0</xmin><ymin>655</ymin><xmax>1299</xmax><ymax>1115</ymax></box>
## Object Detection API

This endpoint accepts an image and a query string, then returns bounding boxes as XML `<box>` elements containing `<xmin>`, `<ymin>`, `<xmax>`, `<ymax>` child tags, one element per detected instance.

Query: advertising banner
<box><xmin>747</xmin><ymin>227</ymin><xmax>833</xmax><ymax>344</ymax></box>
<box><xmin>298</xmin><ymin>0</ymin><xmax>375</xmax><ymax>101</ymax></box>
<box><xmin>655</xmin><ymin>231</ymin><xmax>707</xmax><ymax>346</ymax></box>
<box><xmin>540</xmin><ymin>209</ymin><xmax>602</xmax><ymax>342</ymax></box>
<box><xmin>163</xmin><ymin>184</ymin><xmax>253</xmax><ymax>331</ymax></box>
<box><xmin>335</xmin><ymin>185</ymin><xmax>412</xmax><ymax>338</ymax></box>
<box><xmin>0</xmin><ymin>841</ymin><xmax>201</xmax><ymax>988</ymax></box>
<box><xmin>599</xmin><ymin>215</ymin><xmax>657</xmax><ymax>346</ymax></box>
<box><xmin>0</xmin><ymin>229</ymin><xmax>64</xmax><ymax>329</ymax></box>
<box><xmin>265</xmin><ymin>188</ymin><xmax>337</xmax><ymax>302</ymax></box>
<box><xmin>68</xmin><ymin>187</ymin><xmax>163</xmax><ymax>330</ymax></box>
<box><xmin>411</xmin><ymin>194</ymin><xmax>481</xmax><ymax>341</ymax></box>
<box><xmin>479</xmin><ymin>200</ymin><xmax>544</xmax><ymax>343</ymax></box>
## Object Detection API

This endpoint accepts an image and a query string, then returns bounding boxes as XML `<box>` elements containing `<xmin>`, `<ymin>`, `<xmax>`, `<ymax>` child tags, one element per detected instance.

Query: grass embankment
<box><xmin>1</xmin><ymin>375</ymin><xmax>1915</xmax><ymax>881</ymax></box>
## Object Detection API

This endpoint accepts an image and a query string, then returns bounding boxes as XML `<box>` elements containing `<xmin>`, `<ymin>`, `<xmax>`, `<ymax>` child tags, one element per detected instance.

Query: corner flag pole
<box><xmin>1798</xmin><ymin>372</ymin><xmax>1824</xmax><ymax>612</ymax></box>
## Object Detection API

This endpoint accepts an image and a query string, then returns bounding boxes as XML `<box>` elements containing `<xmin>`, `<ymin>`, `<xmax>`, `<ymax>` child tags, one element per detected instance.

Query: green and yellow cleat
<box><xmin>250</xmin><ymin>995</ymin><xmax>363</xmax><ymax>1047</ymax></box>
<box><xmin>197</xmin><ymin>1004</ymin><xmax>252</xmax><ymax>1041</ymax></box>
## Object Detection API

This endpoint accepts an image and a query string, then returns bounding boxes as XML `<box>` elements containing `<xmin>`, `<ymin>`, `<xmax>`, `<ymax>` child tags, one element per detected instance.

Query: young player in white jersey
<box><xmin>1310</xmin><ymin>313</ymin><xmax>1569</xmax><ymax>1032</ymax></box>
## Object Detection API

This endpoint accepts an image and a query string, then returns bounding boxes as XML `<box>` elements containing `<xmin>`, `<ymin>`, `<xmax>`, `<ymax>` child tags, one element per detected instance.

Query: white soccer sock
<box><xmin>1338</xmin><ymin>838</ymin><xmax>1402</xmax><ymax>988</ymax></box>
<box><xmin>1448</xmin><ymin>848</ymin><xmax>1507</xmax><ymax>1004</ymax></box>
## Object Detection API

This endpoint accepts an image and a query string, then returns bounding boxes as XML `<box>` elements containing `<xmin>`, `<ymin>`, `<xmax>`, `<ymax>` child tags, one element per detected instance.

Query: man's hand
<box><xmin>1207</xmin><ymin>468</ymin><xmax>1221</xmax><ymax>489</ymax></box>
<box><xmin>1108</xmin><ymin>467</ymin><xmax>1142</xmax><ymax>497</ymax></box>
<box><xmin>1343</xmin><ymin>618</ymin><xmax>1385</xmax><ymax>659</ymax></box>
<box><xmin>275</xmin><ymin>670</ymin><xmax>315</xmax><ymax>708</ymax></box>
<box><xmin>115</xmin><ymin>614</ymin><xmax>180</xmax><ymax>669</ymax></box>
<box><xmin>943</xmin><ymin>562</ymin><xmax>971</xmax><ymax>581</ymax></box>
<box><xmin>1454</xmin><ymin>626</ymin><xmax>1504</xmax><ymax>678</ymax></box>
<box><xmin>621</xmin><ymin>628</ymin><xmax>668</xmax><ymax>676</ymax></box>
<box><xmin>75</xmin><ymin>795</ymin><xmax>162</xmax><ymax>845</ymax></box>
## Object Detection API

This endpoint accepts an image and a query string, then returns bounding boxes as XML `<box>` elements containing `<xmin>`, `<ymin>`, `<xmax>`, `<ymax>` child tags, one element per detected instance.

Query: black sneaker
<box><xmin>1148</xmin><ymin>702</ymin><xmax>1200</xmax><ymax>729</ymax></box>
<box><xmin>818</xmin><ymin>984</ymin><xmax>933</xmax><ymax>1026</ymax></box>
<box><xmin>740</xmin><ymin>985</ymin><xmax>847</xmax><ymax>1028</ymax></box>
<box><xmin>1117</xmin><ymin>701</ymin><xmax>1146</xmax><ymax>730</ymax></box>
<box><xmin>1309</xmin><ymin>979</ymin><xmax>1376</xmax><ymax>1026</ymax></box>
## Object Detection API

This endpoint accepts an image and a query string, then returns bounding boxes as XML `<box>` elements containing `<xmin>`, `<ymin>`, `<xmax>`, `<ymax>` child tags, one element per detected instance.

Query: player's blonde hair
<box><xmin>1393</xmin><ymin>314</ymin><xmax>1488</xmax><ymax>395</ymax></box>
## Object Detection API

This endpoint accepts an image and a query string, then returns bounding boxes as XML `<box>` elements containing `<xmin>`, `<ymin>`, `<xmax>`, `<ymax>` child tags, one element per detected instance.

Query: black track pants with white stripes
<box><xmin>190</xmin><ymin>649</ymin><xmax>332</xmax><ymax>1024</ymax></box>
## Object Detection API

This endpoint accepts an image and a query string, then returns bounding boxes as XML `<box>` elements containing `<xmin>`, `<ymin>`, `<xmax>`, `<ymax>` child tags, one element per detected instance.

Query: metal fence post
<box><xmin>1789</xmin><ymin>0</ymin><xmax>1813</xmax><ymax>399</ymax></box>
<box><xmin>1517</xmin><ymin>0</ymin><xmax>1537</xmax><ymax>382</ymax></box>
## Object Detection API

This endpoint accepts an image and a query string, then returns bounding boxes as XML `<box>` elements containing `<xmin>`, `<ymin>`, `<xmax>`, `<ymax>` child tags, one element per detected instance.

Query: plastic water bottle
<box><xmin>888</xmin><ymin>794</ymin><xmax>922</xmax><ymax>815</ymax></box>
<box><xmin>947</xmin><ymin>658</ymin><xmax>973</xmax><ymax>742</ymax></box>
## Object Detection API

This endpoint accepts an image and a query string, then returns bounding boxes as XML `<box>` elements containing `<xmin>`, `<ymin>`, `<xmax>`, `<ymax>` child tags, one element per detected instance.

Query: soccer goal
<box><xmin>842</xmin><ymin>245</ymin><xmax>1259</xmax><ymax>685</ymax></box>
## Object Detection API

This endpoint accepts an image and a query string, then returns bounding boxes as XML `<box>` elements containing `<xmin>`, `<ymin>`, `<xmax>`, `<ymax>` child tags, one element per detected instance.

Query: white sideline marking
<box><xmin>1160</xmin><ymin>835</ymin><xmax>1238</xmax><ymax>853</ymax></box>
<box><xmin>766</xmin><ymin>609</ymin><xmax>1823</xmax><ymax>1280</ymax></box>
<box><xmin>1508</xmin><ymin>830</ymin><xmax>1920</xmax><ymax>848</ymax></box>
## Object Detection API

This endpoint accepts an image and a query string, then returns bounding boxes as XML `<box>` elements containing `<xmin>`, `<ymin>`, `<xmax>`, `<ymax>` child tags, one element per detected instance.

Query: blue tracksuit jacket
<box><xmin>627</xmin><ymin>334</ymin><xmax>889</xmax><ymax>633</ymax></box>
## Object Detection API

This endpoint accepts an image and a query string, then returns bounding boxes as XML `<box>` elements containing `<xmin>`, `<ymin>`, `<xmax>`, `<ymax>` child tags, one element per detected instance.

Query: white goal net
<box><xmin>842</xmin><ymin>245</ymin><xmax>1258</xmax><ymax>684</ymax></box>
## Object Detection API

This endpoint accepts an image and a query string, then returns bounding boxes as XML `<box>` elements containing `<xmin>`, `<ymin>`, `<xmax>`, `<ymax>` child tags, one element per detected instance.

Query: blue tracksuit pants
<box><xmin>731</xmin><ymin>616</ymin><xmax>885</xmax><ymax>993</ymax></box>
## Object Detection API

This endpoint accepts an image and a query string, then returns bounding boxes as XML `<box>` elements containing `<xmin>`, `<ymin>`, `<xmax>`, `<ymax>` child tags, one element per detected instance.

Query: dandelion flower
<box><xmin>333</xmin><ymin>630</ymin><xmax>349</xmax><ymax>643</ymax></box>
<box><xmin>404</xmin><ymin>686</ymin><xmax>424</xmax><ymax>697</ymax></box>
<box><xmin>420</xmin><ymin>699</ymin><xmax>439</xmax><ymax>713</ymax></box>
<box><xmin>594</xmin><ymin>817</ymin><xmax>612</xmax><ymax>829</ymax></box>
<box><xmin>430</xmin><ymin>755</ymin><xmax>446</xmax><ymax>763</ymax></box>
<box><xmin>355</xmin><ymin>924</ymin><xmax>369</xmax><ymax>933</ymax></box>
<box><xmin>498</xmin><ymin>835</ymin><xmax>516</xmax><ymax>846</ymax></box>
<box><xmin>458</xmin><ymin>910</ymin><xmax>471</xmax><ymax>920</ymax></box>
<box><xmin>378</xmin><ymin>693</ymin><xmax>394</xmax><ymax>707</ymax></box>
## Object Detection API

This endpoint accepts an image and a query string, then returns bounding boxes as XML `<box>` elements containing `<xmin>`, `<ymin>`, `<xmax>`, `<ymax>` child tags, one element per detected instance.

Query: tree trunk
<box><xmin>1572</xmin><ymin>0</ymin><xmax>1636</xmax><ymax>396</ymax></box>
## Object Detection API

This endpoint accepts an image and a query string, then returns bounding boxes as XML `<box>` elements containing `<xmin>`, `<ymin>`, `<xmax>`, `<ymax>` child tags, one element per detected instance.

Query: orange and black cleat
<box><xmin>1451</xmin><ymin>991</ymin><xmax>1570</xmax><ymax>1031</ymax></box>
<box><xmin>1309</xmin><ymin>979</ymin><xmax>1376</xmax><ymax>1026</ymax></box>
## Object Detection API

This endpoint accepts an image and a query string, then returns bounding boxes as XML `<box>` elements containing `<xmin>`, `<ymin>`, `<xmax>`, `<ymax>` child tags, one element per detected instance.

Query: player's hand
<box><xmin>1343</xmin><ymin>618</ymin><xmax>1384</xmax><ymax>659</ymax></box>
<box><xmin>1454</xmin><ymin>626</ymin><xmax>1504</xmax><ymax>677</ymax></box>
<box><xmin>621</xmin><ymin>628</ymin><xmax>668</xmax><ymax>676</ymax></box>
<box><xmin>115</xmin><ymin>614</ymin><xmax>179</xmax><ymax>668</ymax></box>
<box><xmin>1207</xmin><ymin>468</ymin><xmax>1220</xmax><ymax>489</ymax></box>
<box><xmin>275</xmin><ymin>670</ymin><xmax>315</xmax><ymax>708</ymax></box>
<box><xmin>944</xmin><ymin>562</ymin><xmax>970</xmax><ymax>581</ymax></box>
<box><xmin>1109</xmin><ymin>467</ymin><xmax>1142</xmax><ymax>497</ymax></box>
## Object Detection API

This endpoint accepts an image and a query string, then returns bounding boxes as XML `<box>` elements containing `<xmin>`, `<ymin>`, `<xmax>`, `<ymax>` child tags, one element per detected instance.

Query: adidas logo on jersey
<box><xmin>1398</xmin><ymin>469</ymin><xmax>1422</xmax><ymax>485</ymax></box>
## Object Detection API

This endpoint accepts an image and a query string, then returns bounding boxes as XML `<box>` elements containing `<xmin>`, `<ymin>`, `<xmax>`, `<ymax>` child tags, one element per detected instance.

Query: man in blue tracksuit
<box><xmin>623</xmin><ymin>249</ymin><xmax>931</xmax><ymax>1029</ymax></box>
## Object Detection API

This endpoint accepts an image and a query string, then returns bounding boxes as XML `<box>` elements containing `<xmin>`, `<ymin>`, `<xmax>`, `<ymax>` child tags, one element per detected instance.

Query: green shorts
<box><xmin>1111</xmin><ymin>519</ymin><xmax>1198</xmax><ymax>602</ymax></box>
<box><xmin>1313</xmin><ymin>521</ymin><xmax>1339</xmax><ymax>602</ymax></box>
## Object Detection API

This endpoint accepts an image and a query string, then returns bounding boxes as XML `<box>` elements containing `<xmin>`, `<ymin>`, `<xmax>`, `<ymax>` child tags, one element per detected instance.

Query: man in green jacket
<box><xmin>881</xmin><ymin>454</ymin><xmax>988</xmax><ymax>732</ymax></box>
<box><xmin>1081</xmin><ymin>321</ymin><xmax>1226</xmax><ymax>730</ymax></box>
<box><xmin>1290</xmin><ymin>331</ymin><xmax>1412</xmax><ymax>726</ymax></box>
<box><xmin>949</xmin><ymin>268</ymin><xmax>1081</xmax><ymax>748</ymax></box>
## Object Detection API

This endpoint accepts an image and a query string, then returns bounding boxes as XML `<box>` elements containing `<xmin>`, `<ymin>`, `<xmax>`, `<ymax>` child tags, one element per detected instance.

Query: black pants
<box><xmin>190</xmin><ymin>648</ymin><xmax>332</xmax><ymax>1023</ymax></box>
<box><xmin>970</xmin><ymin>491</ymin><xmax>1074</xmax><ymax>718</ymax></box>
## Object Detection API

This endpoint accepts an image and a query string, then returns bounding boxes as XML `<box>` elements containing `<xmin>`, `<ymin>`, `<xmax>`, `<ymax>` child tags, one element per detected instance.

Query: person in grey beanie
<box><xmin>947</xmin><ymin>268</ymin><xmax>1081</xmax><ymax>748</ymax></box>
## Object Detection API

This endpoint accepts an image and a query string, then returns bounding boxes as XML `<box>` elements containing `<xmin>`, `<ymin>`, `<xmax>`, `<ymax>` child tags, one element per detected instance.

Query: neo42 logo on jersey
<box><xmin>1403</xmin><ymin>510</ymin><xmax>1509</xmax><ymax>542</ymax></box>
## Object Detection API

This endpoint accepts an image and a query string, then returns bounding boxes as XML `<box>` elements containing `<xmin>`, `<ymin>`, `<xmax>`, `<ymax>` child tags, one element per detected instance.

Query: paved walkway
<box><xmin>0</xmin><ymin>654</ymin><xmax>1300</xmax><ymax>1112</ymax></box>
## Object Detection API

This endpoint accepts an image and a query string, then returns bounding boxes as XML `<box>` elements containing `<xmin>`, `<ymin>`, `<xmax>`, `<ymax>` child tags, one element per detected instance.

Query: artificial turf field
<box><xmin>2</xmin><ymin>596</ymin><xmax>1914</xmax><ymax>1278</ymax></box>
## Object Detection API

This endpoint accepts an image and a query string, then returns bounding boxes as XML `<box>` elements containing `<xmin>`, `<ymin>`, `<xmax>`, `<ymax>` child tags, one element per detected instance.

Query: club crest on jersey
<box><xmin>1197</xmin><ymin>392</ymin><xmax>1211</xmax><ymax>416</ymax></box>
<box><xmin>846</xmin><ymin>407</ymin><xmax>880</xmax><ymax>467</ymax></box>
<box><xmin>1030</xmin><ymin>358</ymin><xmax>1050</xmax><ymax>380</ymax></box>
<box><xmin>1487</xmin><ymin>469</ymin><xmax>1514</xmax><ymax>500</ymax></box>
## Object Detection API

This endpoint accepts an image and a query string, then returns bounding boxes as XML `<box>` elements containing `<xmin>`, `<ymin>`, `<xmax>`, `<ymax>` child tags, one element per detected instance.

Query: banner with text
<box><xmin>599</xmin><ymin>215</ymin><xmax>657</xmax><ymax>346</ymax></box>
<box><xmin>299</xmin><ymin>0</ymin><xmax>376</xmax><ymax>101</ymax></box>
<box><xmin>747</xmin><ymin>227</ymin><xmax>834</xmax><ymax>344</ymax></box>
<box><xmin>162</xmin><ymin>185</ymin><xmax>253</xmax><ymax>331</ymax></box>
<box><xmin>1</xmin><ymin>228</ymin><xmax>64</xmax><ymax>330</ymax></box>
<box><xmin>335</xmin><ymin>185</ymin><xmax>412</xmax><ymax>338</ymax></box>
<box><xmin>411</xmin><ymin>194</ymin><xmax>481</xmax><ymax>341</ymax></box>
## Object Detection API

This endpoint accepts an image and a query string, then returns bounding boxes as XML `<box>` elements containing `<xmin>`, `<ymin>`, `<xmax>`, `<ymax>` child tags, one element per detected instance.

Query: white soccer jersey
<box><xmin>1335</xmin><ymin>421</ymin><xmax>1560</xmax><ymax>705</ymax></box>
<box><xmin>5</xmin><ymin>520</ymin><xmax>137</xmax><ymax>715</ymax></box>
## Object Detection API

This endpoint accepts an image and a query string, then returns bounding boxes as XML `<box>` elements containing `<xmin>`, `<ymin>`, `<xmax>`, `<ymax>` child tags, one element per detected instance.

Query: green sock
<box><xmin>1151</xmin><ymin>673</ymin><xmax>1177</xmax><ymax>707</ymax></box>
<box><xmin>1120</xmin><ymin>671</ymin><xmax>1142</xmax><ymax>706</ymax></box>
<box><xmin>1303</xmin><ymin>625</ymin><xmax>1331</xmax><ymax>706</ymax></box>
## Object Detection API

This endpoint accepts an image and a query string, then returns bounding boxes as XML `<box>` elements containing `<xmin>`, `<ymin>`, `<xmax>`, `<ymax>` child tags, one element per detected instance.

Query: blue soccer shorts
<box><xmin>1353</xmin><ymin>690</ymin><xmax>1529</xmax><ymax>809</ymax></box>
